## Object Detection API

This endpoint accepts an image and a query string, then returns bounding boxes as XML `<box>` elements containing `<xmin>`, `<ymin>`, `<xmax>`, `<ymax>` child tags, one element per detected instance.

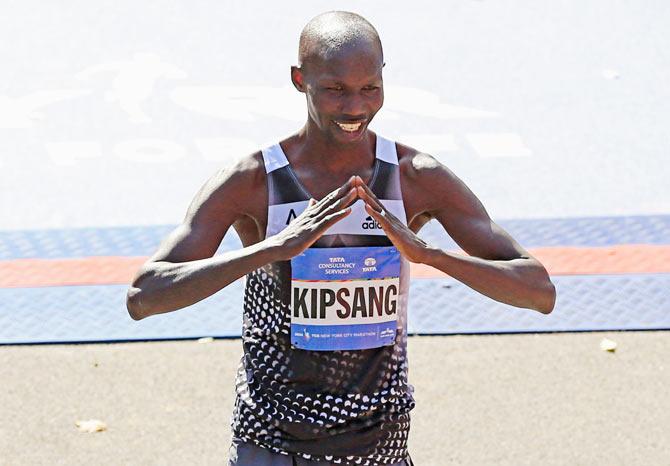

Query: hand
<box><xmin>269</xmin><ymin>176</ymin><xmax>359</xmax><ymax>261</ymax></box>
<box><xmin>355</xmin><ymin>176</ymin><xmax>431</xmax><ymax>263</ymax></box>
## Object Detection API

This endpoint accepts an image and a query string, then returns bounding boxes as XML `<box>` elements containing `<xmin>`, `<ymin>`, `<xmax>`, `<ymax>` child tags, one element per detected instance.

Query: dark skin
<box><xmin>126</xmin><ymin>36</ymin><xmax>556</xmax><ymax>320</ymax></box>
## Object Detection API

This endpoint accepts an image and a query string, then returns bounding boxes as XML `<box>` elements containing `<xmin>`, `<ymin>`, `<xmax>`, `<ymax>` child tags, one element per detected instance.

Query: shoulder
<box><xmin>184</xmin><ymin>150</ymin><xmax>266</xmax><ymax>222</ymax></box>
<box><xmin>394</xmin><ymin>140</ymin><xmax>458</xmax><ymax>185</ymax></box>
<box><xmin>392</xmin><ymin>139</ymin><xmax>480</xmax><ymax>221</ymax></box>
<box><xmin>200</xmin><ymin>150</ymin><xmax>265</xmax><ymax>200</ymax></box>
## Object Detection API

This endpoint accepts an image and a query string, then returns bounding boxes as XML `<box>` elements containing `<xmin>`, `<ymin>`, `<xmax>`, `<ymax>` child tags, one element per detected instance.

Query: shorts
<box><xmin>228</xmin><ymin>437</ymin><xmax>415</xmax><ymax>466</ymax></box>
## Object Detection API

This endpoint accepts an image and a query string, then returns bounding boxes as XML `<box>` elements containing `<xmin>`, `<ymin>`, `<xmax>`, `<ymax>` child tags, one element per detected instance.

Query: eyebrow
<box><xmin>317</xmin><ymin>66</ymin><xmax>385</xmax><ymax>83</ymax></box>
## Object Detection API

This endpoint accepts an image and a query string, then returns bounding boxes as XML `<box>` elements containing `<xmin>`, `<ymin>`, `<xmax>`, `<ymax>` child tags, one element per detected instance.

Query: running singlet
<box><xmin>231</xmin><ymin>135</ymin><xmax>415</xmax><ymax>465</ymax></box>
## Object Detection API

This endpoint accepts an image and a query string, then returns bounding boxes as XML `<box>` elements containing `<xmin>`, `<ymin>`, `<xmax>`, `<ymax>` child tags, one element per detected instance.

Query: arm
<box><xmin>126</xmin><ymin>156</ymin><xmax>358</xmax><ymax>320</ymax></box>
<box><xmin>126</xmin><ymin>154</ymin><xmax>268</xmax><ymax>320</ymax></box>
<box><xmin>356</xmin><ymin>153</ymin><xmax>556</xmax><ymax>314</ymax></box>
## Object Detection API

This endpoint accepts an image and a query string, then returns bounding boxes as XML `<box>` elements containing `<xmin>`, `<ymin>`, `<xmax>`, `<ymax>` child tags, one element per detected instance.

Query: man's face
<box><xmin>293</xmin><ymin>42</ymin><xmax>384</xmax><ymax>144</ymax></box>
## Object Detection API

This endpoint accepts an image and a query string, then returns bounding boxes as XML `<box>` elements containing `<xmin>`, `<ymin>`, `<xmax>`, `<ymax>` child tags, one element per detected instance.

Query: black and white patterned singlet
<box><xmin>231</xmin><ymin>135</ymin><xmax>415</xmax><ymax>465</ymax></box>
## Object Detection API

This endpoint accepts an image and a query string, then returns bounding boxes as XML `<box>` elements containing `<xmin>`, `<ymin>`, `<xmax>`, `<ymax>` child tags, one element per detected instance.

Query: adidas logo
<box><xmin>361</xmin><ymin>216</ymin><xmax>381</xmax><ymax>230</ymax></box>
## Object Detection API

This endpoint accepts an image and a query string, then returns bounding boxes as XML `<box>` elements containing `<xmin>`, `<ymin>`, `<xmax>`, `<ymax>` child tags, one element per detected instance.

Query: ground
<box><xmin>1</xmin><ymin>331</ymin><xmax>668</xmax><ymax>465</ymax></box>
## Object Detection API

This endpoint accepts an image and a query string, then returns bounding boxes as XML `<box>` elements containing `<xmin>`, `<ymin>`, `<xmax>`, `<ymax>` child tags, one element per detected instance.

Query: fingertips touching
<box><xmin>356</xmin><ymin>186</ymin><xmax>369</xmax><ymax>201</ymax></box>
<box><xmin>359</xmin><ymin>187</ymin><xmax>382</xmax><ymax>210</ymax></box>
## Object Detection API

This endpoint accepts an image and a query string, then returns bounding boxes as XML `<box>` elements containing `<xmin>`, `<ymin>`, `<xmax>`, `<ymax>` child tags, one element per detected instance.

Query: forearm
<box><xmin>126</xmin><ymin>239</ymin><xmax>280</xmax><ymax>320</ymax></box>
<box><xmin>421</xmin><ymin>247</ymin><xmax>556</xmax><ymax>313</ymax></box>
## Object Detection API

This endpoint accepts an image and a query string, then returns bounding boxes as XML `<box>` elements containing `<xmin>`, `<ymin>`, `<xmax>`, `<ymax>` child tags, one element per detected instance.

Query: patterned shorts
<box><xmin>228</xmin><ymin>438</ymin><xmax>415</xmax><ymax>466</ymax></box>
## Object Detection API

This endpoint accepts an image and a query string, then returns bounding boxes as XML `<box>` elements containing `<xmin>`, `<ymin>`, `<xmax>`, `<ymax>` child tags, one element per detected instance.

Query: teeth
<box><xmin>335</xmin><ymin>121</ymin><xmax>362</xmax><ymax>132</ymax></box>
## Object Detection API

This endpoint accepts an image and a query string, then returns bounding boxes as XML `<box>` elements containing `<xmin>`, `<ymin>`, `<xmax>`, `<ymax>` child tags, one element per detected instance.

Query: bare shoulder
<box><xmin>394</xmin><ymin>140</ymin><xmax>527</xmax><ymax>260</ymax></box>
<box><xmin>394</xmin><ymin>141</ymin><xmax>469</xmax><ymax>222</ymax></box>
<box><xmin>182</xmin><ymin>150</ymin><xmax>266</xmax><ymax>225</ymax></box>
<box><xmin>146</xmin><ymin>151</ymin><xmax>267</xmax><ymax>263</ymax></box>
<box><xmin>395</xmin><ymin>141</ymin><xmax>456</xmax><ymax>184</ymax></box>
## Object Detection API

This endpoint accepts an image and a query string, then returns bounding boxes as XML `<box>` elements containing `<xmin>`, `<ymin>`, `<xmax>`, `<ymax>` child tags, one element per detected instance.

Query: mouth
<box><xmin>334</xmin><ymin>120</ymin><xmax>367</xmax><ymax>133</ymax></box>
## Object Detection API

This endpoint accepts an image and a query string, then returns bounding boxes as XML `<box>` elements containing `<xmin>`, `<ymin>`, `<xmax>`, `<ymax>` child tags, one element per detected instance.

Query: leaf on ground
<box><xmin>75</xmin><ymin>419</ymin><xmax>107</xmax><ymax>433</ymax></box>
<box><xmin>600</xmin><ymin>338</ymin><xmax>617</xmax><ymax>352</ymax></box>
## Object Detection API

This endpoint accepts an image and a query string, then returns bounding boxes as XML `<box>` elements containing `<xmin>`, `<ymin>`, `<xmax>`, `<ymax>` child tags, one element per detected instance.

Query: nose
<box><xmin>339</xmin><ymin>91</ymin><xmax>367</xmax><ymax>119</ymax></box>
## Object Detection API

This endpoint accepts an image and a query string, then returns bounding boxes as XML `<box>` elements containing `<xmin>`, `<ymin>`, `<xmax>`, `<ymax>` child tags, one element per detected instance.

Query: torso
<box><xmin>231</xmin><ymin>132</ymin><xmax>415</xmax><ymax>464</ymax></box>
<box><xmin>231</xmin><ymin>131</ymin><xmax>433</xmax><ymax>247</ymax></box>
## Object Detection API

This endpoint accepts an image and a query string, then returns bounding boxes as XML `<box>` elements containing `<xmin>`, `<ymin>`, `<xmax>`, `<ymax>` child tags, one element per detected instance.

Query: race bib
<box><xmin>290</xmin><ymin>246</ymin><xmax>400</xmax><ymax>351</ymax></box>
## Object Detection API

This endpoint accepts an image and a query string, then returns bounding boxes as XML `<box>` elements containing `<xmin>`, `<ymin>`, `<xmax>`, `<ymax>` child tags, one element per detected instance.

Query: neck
<box><xmin>294</xmin><ymin>121</ymin><xmax>376</xmax><ymax>172</ymax></box>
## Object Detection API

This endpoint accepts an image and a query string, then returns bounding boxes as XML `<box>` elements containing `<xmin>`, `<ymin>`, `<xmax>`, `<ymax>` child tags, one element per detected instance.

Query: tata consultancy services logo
<box><xmin>362</xmin><ymin>257</ymin><xmax>377</xmax><ymax>272</ymax></box>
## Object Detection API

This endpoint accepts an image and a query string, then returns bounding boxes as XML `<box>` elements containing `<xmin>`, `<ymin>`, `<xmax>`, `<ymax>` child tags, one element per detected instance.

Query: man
<box><xmin>126</xmin><ymin>11</ymin><xmax>555</xmax><ymax>466</ymax></box>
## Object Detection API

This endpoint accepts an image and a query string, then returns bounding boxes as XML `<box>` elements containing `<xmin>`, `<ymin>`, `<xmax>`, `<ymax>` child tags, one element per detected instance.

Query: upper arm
<box><xmin>404</xmin><ymin>152</ymin><xmax>530</xmax><ymax>261</ymax></box>
<box><xmin>146</xmin><ymin>152</ymin><xmax>265</xmax><ymax>264</ymax></box>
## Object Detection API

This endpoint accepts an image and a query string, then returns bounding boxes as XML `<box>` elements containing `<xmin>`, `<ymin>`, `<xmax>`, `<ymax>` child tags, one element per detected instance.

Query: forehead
<box><xmin>306</xmin><ymin>42</ymin><xmax>383</xmax><ymax>82</ymax></box>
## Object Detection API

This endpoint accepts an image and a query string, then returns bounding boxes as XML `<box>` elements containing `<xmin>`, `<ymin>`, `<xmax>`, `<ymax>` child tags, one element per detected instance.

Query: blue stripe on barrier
<box><xmin>1</xmin><ymin>274</ymin><xmax>668</xmax><ymax>344</ymax></box>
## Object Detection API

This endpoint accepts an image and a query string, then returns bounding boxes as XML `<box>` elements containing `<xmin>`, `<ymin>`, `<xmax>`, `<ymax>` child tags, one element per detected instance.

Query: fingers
<box><xmin>322</xmin><ymin>207</ymin><xmax>352</xmax><ymax>226</ymax></box>
<box><xmin>364</xmin><ymin>202</ymin><xmax>390</xmax><ymax>228</ymax></box>
<box><xmin>357</xmin><ymin>186</ymin><xmax>383</xmax><ymax>213</ymax></box>
<box><xmin>313</xmin><ymin>175</ymin><xmax>357</xmax><ymax>209</ymax></box>
<box><xmin>355</xmin><ymin>176</ymin><xmax>402</xmax><ymax>226</ymax></box>
<box><xmin>310</xmin><ymin>184</ymin><xmax>358</xmax><ymax>237</ymax></box>
<box><xmin>309</xmin><ymin>206</ymin><xmax>353</xmax><ymax>241</ymax></box>
<box><xmin>315</xmin><ymin>187</ymin><xmax>358</xmax><ymax>222</ymax></box>
<box><xmin>356</xmin><ymin>179</ymin><xmax>391</xmax><ymax>224</ymax></box>
<box><xmin>354</xmin><ymin>176</ymin><xmax>383</xmax><ymax>209</ymax></box>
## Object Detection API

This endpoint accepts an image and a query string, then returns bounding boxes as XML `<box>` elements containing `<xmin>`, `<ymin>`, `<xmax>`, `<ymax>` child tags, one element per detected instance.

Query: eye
<box><xmin>326</xmin><ymin>86</ymin><xmax>343</xmax><ymax>92</ymax></box>
<box><xmin>363</xmin><ymin>86</ymin><xmax>380</xmax><ymax>92</ymax></box>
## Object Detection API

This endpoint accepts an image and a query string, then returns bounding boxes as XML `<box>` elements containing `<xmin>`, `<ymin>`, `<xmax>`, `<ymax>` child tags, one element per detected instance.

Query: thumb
<box><xmin>308</xmin><ymin>198</ymin><xmax>317</xmax><ymax>207</ymax></box>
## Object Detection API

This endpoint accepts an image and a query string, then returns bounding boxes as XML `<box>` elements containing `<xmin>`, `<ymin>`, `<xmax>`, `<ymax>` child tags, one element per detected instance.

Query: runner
<box><xmin>126</xmin><ymin>11</ymin><xmax>556</xmax><ymax>466</ymax></box>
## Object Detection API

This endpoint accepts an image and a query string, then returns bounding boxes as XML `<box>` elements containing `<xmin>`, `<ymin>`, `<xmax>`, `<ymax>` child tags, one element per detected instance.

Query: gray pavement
<box><xmin>1</xmin><ymin>332</ymin><xmax>668</xmax><ymax>465</ymax></box>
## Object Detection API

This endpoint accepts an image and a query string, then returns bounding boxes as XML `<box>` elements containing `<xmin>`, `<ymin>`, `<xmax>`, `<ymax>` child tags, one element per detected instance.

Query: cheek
<box><xmin>370</xmin><ymin>88</ymin><xmax>384</xmax><ymax>110</ymax></box>
<box><xmin>308</xmin><ymin>93</ymin><xmax>338</xmax><ymax>117</ymax></box>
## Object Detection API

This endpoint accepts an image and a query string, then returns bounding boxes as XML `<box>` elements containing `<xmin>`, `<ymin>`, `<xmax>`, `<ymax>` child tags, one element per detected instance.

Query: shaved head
<box><xmin>298</xmin><ymin>11</ymin><xmax>383</xmax><ymax>69</ymax></box>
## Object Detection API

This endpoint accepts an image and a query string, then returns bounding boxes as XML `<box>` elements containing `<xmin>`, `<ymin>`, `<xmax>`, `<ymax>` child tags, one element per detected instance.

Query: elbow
<box><xmin>126</xmin><ymin>286</ymin><xmax>149</xmax><ymax>321</ymax></box>
<box><xmin>534</xmin><ymin>279</ymin><xmax>556</xmax><ymax>314</ymax></box>
<box><xmin>126</xmin><ymin>263</ymin><xmax>158</xmax><ymax>321</ymax></box>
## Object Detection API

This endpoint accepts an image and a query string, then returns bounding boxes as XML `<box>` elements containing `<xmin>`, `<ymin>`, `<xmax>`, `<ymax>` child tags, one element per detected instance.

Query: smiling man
<box><xmin>126</xmin><ymin>11</ymin><xmax>555</xmax><ymax>466</ymax></box>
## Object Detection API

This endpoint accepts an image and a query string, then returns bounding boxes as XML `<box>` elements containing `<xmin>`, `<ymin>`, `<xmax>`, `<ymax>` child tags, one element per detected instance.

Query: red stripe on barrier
<box><xmin>410</xmin><ymin>245</ymin><xmax>670</xmax><ymax>278</ymax></box>
<box><xmin>0</xmin><ymin>256</ymin><xmax>146</xmax><ymax>288</ymax></box>
<box><xmin>0</xmin><ymin>245</ymin><xmax>669</xmax><ymax>288</ymax></box>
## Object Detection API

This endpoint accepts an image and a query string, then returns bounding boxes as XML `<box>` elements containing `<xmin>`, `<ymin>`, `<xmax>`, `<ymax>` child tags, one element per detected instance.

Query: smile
<box><xmin>334</xmin><ymin>120</ymin><xmax>365</xmax><ymax>132</ymax></box>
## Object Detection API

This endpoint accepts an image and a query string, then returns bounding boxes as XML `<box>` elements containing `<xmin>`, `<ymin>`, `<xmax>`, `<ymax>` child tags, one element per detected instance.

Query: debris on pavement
<box><xmin>75</xmin><ymin>419</ymin><xmax>107</xmax><ymax>433</ymax></box>
<box><xmin>600</xmin><ymin>338</ymin><xmax>618</xmax><ymax>352</ymax></box>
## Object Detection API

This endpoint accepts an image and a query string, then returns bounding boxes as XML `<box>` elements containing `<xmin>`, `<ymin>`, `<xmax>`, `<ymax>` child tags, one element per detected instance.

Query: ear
<box><xmin>291</xmin><ymin>66</ymin><xmax>306</xmax><ymax>93</ymax></box>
